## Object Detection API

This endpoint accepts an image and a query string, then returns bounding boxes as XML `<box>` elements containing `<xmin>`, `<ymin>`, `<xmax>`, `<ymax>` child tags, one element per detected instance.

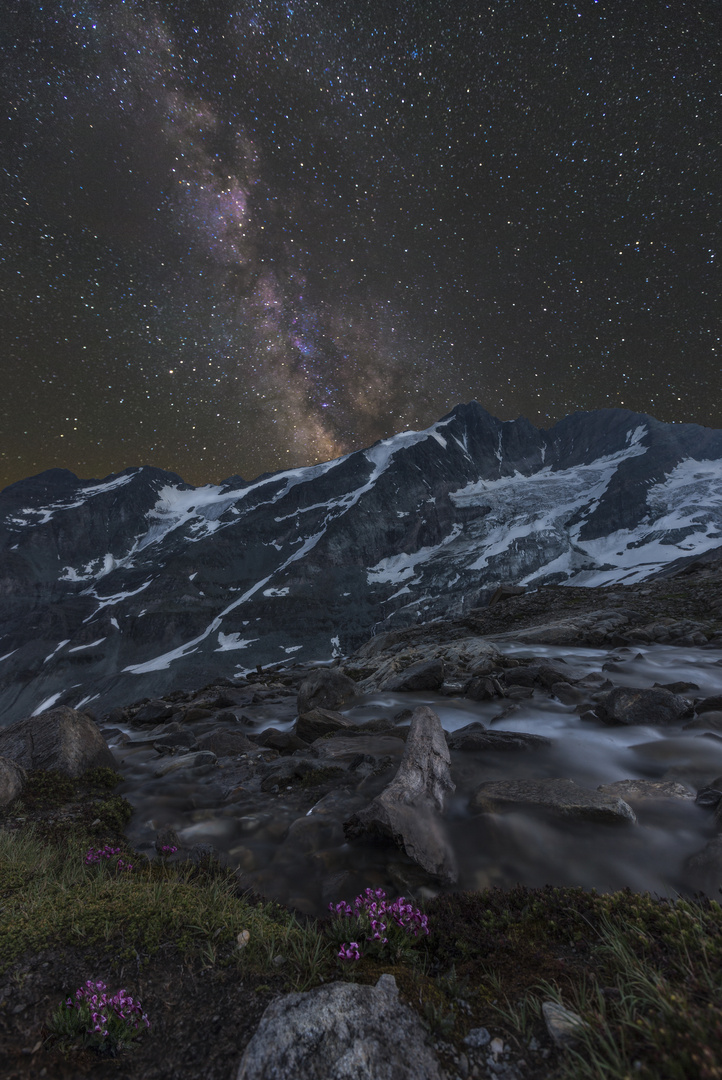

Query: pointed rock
<box><xmin>344</xmin><ymin>705</ymin><xmax>457</xmax><ymax>882</ymax></box>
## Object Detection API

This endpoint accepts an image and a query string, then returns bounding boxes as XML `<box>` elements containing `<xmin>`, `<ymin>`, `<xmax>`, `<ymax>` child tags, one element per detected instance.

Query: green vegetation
<box><xmin>1</xmin><ymin>772</ymin><xmax>721</xmax><ymax>1076</ymax></box>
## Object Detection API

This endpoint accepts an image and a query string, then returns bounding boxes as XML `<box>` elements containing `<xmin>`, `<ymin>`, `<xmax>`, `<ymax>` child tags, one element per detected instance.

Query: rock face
<box><xmin>595</xmin><ymin>686</ymin><xmax>692</xmax><ymax>726</ymax></box>
<box><xmin>344</xmin><ymin>706</ymin><xmax>458</xmax><ymax>882</ymax></box>
<box><xmin>0</xmin><ymin>755</ymin><xmax>26</xmax><ymax>805</ymax></box>
<box><xmin>1</xmin><ymin>404</ymin><xmax>721</xmax><ymax>722</ymax></box>
<box><xmin>235</xmin><ymin>974</ymin><xmax>442</xmax><ymax>1080</ymax></box>
<box><xmin>0</xmin><ymin>707</ymin><xmax>116</xmax><ymax>777</ymax></box>
<box><xmin>470</xmin><ymin>778</ymin><xmax>637</xmax><ymax>824</ymax></box>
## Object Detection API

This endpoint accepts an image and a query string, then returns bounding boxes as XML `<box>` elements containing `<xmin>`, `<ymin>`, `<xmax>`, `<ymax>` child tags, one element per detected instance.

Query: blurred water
<box><xmin>112</xmin><ymin>642</ymin><xmax>722</xmax><ymax>913</ymax></box>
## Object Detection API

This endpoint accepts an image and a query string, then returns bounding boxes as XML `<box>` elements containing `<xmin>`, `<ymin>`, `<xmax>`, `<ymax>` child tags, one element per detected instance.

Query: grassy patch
<box><xmin>2</xmin><ymin>774</ymin><xmax>721</xmax><ymax>1077</ymax></box>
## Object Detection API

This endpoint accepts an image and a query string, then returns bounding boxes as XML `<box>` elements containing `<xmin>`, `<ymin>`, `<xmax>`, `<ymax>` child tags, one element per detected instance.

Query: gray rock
<box><xmin>466</xmin><ymin>676</ymin><xmax>505</xmax><ymax>701</ymax></box>
<box><xmin>248</xmin><ymin>727</ymin><xmax>310</xmax><ymax>754</ymax></box>
<box><xmin>0</xmin><ymin>755</ymin><xmax>26</xmax><ymax>806</ymax></box>
<box><xmin>541</xmin><ymin>1001</ymin><xmax>590</xmax><ymax>1047</ymax></box>
<box><xmin>295</xmin><ymin>708</ymin><xmax>356</xmax><ymax>743</ymax></box>
<box><xmin>0</xmin><ymin>707</ymin><xmax>116</xmax><ymax>778</ymax></box>
<box><xmin>381</xmin><ymin>658</ymin><xmax>445</xmax><ymax>692</ymax></box>
<box><xmin>345</xmin><ymin>706</ymin><xmax>458</xmax><ymax>882</ymax></box>
<box><xmin>470</xmin><ymin>778</ymin><xmax>637</xmax><ymax>824</ymax></box>
<box><xmin>684</xmin><ymin>710</ymin><xmax>722</xmax><ymax>731</ymax></box>
<box><xmin>596</xmin><ymin>686</ymin><xmax>692</xmax><ymax>726</ymax></box>
<box><xmin>696</xmin><ymin>695</ymin><xmax>722</xmax><ymax>715</ymax></box>
<box><xmin>297</xmin><ymin>669</ymin><xmax>357</xmax><ymax>715</ymax></box>
<box><xmin>131</xmin><ymin>699</ymin><xmax>176</xmax><ymax>726</ymax></box>
<box><xmin>596</xmin><ymin>779</ymin><xmax>695</xmax><ymax>803</ymax></box>
<box><xmin>311</xmin><ymin>734</ymin><xmax>406</xmax><ymax>765</ymax></box>
<box><xmin>235</xmin><ymin>974</ymin><xmax>442</xmax><ymax>1080</ymax></box>
<box><xmin>463</xmin><ymin>1027</ymin><xmax>491</xmax><ymax>1048</ymax></box>
<box><xmin>195</xmin><ymin>729</ymin><xmax>257</xmax><ymax>756</ymax></box>
<box><xmin>447</xmin><ymin>723</ymin><xmax>551</xmax><ymax>752</ymax></box>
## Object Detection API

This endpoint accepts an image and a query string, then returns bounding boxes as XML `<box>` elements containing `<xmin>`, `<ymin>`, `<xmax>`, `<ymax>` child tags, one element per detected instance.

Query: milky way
<box><xmin>1</xmin><ymin>1</ymin><xmax>719</xmax><ymax>487</ymax></box>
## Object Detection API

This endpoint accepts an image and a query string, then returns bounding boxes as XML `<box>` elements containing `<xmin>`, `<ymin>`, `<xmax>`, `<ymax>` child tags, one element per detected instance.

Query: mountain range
<box><xmin>1</xmin><ymin>402</ymin><xmax>721</xmax><ymax>723</ymax></box>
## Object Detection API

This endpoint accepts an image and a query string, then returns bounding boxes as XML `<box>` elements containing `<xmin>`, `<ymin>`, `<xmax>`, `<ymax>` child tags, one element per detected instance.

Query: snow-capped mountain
<box><xmin>1</xmin><ymin>402</ymin><xmax>721</xmax><ymax>722</ymax></box>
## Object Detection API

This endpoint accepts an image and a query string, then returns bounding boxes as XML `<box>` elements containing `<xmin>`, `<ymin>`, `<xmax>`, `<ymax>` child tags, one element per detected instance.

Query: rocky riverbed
<box><xmin>32</xmin><ymin>561</ymin><xmax>714</xmax><ymax>914</ymax></box>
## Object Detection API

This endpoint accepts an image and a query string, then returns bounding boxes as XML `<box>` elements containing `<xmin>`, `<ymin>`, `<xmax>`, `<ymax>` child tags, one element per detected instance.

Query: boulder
<box><xmin>684</xmin><ymin>711</ymin><xmax>722</xmax><ymax>731</ymax></box>
<box><xmin>344</xmin><ymin>706</ymin><xmax>457</xmax><ymax>882</ymax></box>
<box><xmin>248</xmin><ymin>728</ymin><xmax>310</xmax><ymax>754</ymax></box>
<box><xmin>295</xmin><ymin>708</ymin><xmax>356</xmax><ymax>743</ymax></box>
<box><xmin>235</xmin><ymin>974</ymin><xmax>442</xmax><ymax>1080</ymax></box>
<box><xmin>380</xmin><ymin>658</ymin><xmax>445</xmax><ymax>692</ymax></box>
<box><xmin>195</xmin><ymin>729</ymin><xmax>258</xmax><ymax>756</ymax></box>
<box><xmin>695</xmin><ymin>695</ymin><xmax>722</xmax><ymax>716</ymax></box>
<box><xmin>0</xmin><ymin>707</ymin><xmax>116</xmax><ymax>778</ymax></box>
<box><xmin>0</xmin><ymin>756</ymin><xmax>26</xmax><ymax>806</ymax></box>
<box><xmin>595</xmin><ymin>686</ymin><xmax>692</xmax><ymax>726</ymax></box>
<box><xmin>131</xmin><ymin>699</ymin><xmax>175</xmax><ymax>726</ymax></box>
<box><xmin>447</xmin><ymin>724</ymin><xmax>551</xmax><ymax>752</ymax></box>
<box><xmin>466</xmin><ymin>676</ymin><xmax>505</xmax><ymax>701</ymax></box>
<box><xmin>297</xmin><ymin>668</ymin><xmax>357</xmax><ymax>715</ymax></box>
<box><xmin>469</xmin><ymin>778</ymin><xmax>636</xmax><ymax>824</ymax></box>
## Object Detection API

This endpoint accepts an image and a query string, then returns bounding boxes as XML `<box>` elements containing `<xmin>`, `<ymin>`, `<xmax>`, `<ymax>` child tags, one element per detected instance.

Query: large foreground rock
<box><xmin>297</xmin><ymin>668</ymin><xmax>357</xmax><ymax>715</ymax></box>
<box><xmin>0</xmin><ymin>756</ymin><xmax>26</xmax><ymax>806</ymax></box>
<box><xmin>236</xmin><ymin>974</ymin><xmax>442</xmax><ymax>1080</ymax></box>
<box><xmin>470</xmin><ymin>778</ymin><xmax>637</xmax><ymax>823</ymax></box>
<box><xmin>344</xmin><ymin>706</ymin><xmax>457</xmax><ymax>882</ymax></box>
<box><xmin>0</xmin><ymin>707</ymin><xmax>116</xmax><ymax>777</ymax></box>
<box><xmin>595</xmin><ymin>686</ymin><xmax>691</xmax><ymax>726</ymax></box>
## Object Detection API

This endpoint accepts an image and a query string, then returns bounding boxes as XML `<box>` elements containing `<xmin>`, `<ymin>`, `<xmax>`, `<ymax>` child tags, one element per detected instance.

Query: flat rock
<box><xmin>0</xmin><ymin>755</ymin><xmax>26</xmax><ymax>806</ymax></box>
<box><xmin>295</xmin><ymin>708</ymin><xmax>356</xmax><ymax>742</ymax></box>
<box><xmin>236</xmin><ymin>974</ymin><xmax>442</xmax><ymax>1080</ymax></box>
<box><xmin>0</xmin><ymin>707</ymin><xmax>116</xmax><ymax>778</ymax></box>
<box><xmin>596</xmin><ymin>779</ymin><xmax>695</xmax><ymax>803</ymax></box>
<box><xmin>344</xmin><ymin>706</ymin><xmax>458</xmax><ymax>882</ymax></box>
<box><xmin>195</xmin><ymin>729</ymin><xmax>258</xmax><ymax>756</ymax></box>
<box><xmin>311</xmin><ymin>734</ymin><xmax>406</xmax><ymax>764</ymax></box>
<box><xmin>380</xmin><ymin>658</ymin><xmax>445</xmax><ymax>692</ymax></box>
<box><xmin>297</xmin><ymin>668</ymin><xmax>357</xmax><ymax>715</ymax></box>
<box><xmin>446</xmin><ymin>723</ymin><xmax>551</xmax><ymax>752</ymax></box>
<box><xmin>595</xmin><ymin>686</ymin><xmax>692</xmax><ymax>726</ymax></box>
<box><xmin>469</xmin><ymin>778</ymin><xmax>636</xmax><ymax>823</ymax></box>
<box><xmin>695</xmin><ymin>695</ymin><xmax>722</xmax><ymax>716</ymax></box>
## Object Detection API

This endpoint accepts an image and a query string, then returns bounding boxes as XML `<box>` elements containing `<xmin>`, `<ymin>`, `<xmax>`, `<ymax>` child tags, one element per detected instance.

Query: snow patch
<box><xmin>31</xmin><ymin>692</ymin><xmax>64</xmax><ymax>715</ymax></box>
<box><xmin>215</xmin><ymin>633</ymin><xmax>258</xmax><ymax>652</ymax></box>
<box><xmin>68</xmin><ymin>638</ymin><xmax>106</xmax><ymax>653</ymax></box>
<box><xmin>263</xmin><ymin>586</ymin><xmax>290</xmax><ymax>596</ymax></box>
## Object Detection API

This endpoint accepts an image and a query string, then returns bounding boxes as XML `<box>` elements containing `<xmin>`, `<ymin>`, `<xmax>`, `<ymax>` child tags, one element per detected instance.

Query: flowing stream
<box><xmin>111</xmin><ymin>641</ymin><xmax>722</xmax><ymax>914</ymax></box>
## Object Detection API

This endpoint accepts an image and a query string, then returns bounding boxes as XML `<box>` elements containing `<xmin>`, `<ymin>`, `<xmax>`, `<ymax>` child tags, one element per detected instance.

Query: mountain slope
<box><xmin>1</xmin><ymin>402</ymin><xmax>721</xmax><ymax>721</ymax></box>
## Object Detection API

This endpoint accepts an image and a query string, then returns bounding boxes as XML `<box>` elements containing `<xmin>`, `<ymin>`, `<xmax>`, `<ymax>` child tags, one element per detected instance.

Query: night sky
<box><xmin>1</xmin><ymin>1</ymin><xmax>719</xmax><ymax>490</ymax></box>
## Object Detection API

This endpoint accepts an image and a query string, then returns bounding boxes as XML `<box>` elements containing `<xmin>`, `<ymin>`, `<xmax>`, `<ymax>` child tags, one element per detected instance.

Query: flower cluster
<box><xmin>50</xmin><ymin>979</ymin><xmax>149</xmax><ymax>1053</ymax></box>
<box><xmin>159</xmin><ymin>845</ymin><xmax>178</xmax><ymax>856</ymax></box>
<box><xmin>84</xmin><ymin>846</ymin><xmax>133</xmax><ymax>871</ymax></box>
<box><xmin>329</xmin><ymin>887</ymin><xmax>429</xmax><ymax>962</ymax></box>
